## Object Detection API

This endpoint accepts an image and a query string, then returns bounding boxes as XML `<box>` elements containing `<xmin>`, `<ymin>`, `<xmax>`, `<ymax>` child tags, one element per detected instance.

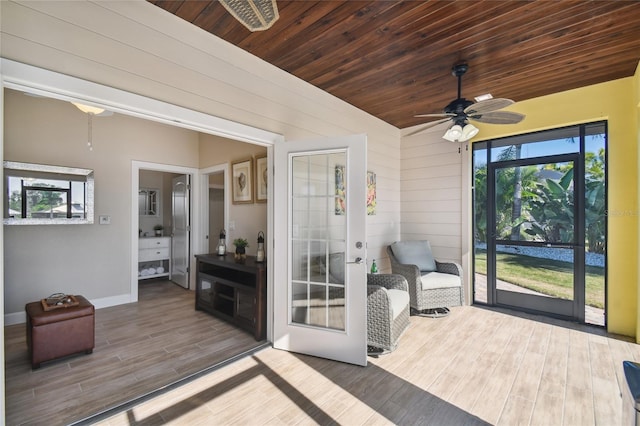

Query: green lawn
<box><xmin>475</xmin><ymin>250</ymin><xmax>605</xmax><ymax>309</ymax></box>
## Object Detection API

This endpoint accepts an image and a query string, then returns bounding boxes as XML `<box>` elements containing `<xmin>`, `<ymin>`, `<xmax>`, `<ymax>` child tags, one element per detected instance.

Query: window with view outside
<box><xmin>7</xmin><ymin>177</ymin><xmax>86</xmax><ymax>219</ymax></box>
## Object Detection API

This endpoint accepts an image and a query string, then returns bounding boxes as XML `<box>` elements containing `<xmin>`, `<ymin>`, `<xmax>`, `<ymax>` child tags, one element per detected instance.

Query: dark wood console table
<box><xmin>194</xmin><ymin>253</ymin><xmax>267</xmax><ymax>340</ymax></box>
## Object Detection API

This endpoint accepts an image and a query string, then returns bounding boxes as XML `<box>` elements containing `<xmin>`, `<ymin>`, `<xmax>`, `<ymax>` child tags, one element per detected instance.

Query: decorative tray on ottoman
<box><xmin>41</xmin><ymin>294</ymin><xmax>80</xmax><ymax>311</ymax></box>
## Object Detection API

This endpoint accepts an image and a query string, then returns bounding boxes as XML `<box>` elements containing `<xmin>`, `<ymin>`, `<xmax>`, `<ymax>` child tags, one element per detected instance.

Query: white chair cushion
<box><xmin>420</xmin><ymin>272</ymin><xmax>461</xmax><ymax>291</ymax></box>
<box><xmin>386</xmin><ymin>289</ymin><xmax>410</xmax><ymax>320</ymax></box>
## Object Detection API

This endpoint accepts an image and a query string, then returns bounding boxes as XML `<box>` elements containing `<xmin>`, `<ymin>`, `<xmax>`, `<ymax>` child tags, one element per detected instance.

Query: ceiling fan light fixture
<box><xmin>72</xmin><ymin>102</ymin><xmax>105</xmax><ymax>115</ymax></box>
<box><xmin>443</xmin><ymin>123</ymin><xmax>479</xmax><ymax>142</ymax></box>
<box><xmin>461</xmin><ymin>123</ymin><xmax>479</xmax><ymax>140</ymax></box>
<box><xmin>220</xmin><ymin>0</ymin><xmax>279</xmax><ymax>32</ymax></box>
<box><xmin>443</xmin><ymin>124</ymin><xmax>463</xmax><ymax>142</ymax></box>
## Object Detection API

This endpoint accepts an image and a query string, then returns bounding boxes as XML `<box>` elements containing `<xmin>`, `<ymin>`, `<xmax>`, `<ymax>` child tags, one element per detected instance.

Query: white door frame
<box><xmin>132</xmin><ymin>162</ymin><xmax>199</xmax><ymax>298</ymax></box>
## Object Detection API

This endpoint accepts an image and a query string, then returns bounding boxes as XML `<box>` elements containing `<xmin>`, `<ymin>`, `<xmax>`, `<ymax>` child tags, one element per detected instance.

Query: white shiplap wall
<box><xmin>400</xmin><ymin>127</ymin><xmax>463</xmax><ymax>265</ymax></box>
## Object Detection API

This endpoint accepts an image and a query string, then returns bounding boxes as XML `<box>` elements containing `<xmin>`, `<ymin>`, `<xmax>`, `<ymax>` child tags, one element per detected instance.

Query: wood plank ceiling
<box><xmin>149</xmin><ymin>1</ymin><xmax>640</xmax><ymax>130</ymax></box>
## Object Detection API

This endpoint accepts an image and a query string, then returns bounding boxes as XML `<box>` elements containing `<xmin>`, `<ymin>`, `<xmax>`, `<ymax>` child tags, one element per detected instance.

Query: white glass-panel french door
<box><xmin>273</xmin><ymin>134</ymin><xmax>368</xmax><ymax>366</ymax></box>
<box><xmin>171</xmin><ymin>174</ymin><xmax>190</xmax><ymax>289</ymax></box>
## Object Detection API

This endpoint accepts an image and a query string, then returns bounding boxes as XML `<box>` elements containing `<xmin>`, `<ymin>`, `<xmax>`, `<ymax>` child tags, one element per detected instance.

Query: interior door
<box><xmin>273</xmin><ymin>134</ymin><xmax>368</xmax><ymax>366</ymax></box>
<box><xmin>171</xmin><ymin>174</ymin><xmax>190</xmax><ymax>289</ymax></box>
<box><xmin>488</xmin><ymin>154</ymin><xmax>584</xmax><ymax>320</ymax></box>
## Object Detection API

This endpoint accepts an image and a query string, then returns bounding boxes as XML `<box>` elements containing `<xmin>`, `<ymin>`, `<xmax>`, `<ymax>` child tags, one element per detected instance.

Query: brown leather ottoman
<box><xmin>25</xmin><ymin>295</ymin><xmax>95</xmax><ymax>369</ymax></box>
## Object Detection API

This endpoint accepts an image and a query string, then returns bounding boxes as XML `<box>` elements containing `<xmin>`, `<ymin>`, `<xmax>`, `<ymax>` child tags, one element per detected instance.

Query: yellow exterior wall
<box><xmin>635</xmin><ymin>62</ymin><xmax>640</xmax><ymax>341</ymax></box>
<box><xmin>473</xmin><ymin>74</ymin><xmax>639</xmax><ymax>338</ymax></box>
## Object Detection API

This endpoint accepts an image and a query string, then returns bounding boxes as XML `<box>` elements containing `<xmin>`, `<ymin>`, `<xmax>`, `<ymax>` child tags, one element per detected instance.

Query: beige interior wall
<box><xmin>3</xmin><ymin>89</ymin><xmax>199</xmax><ymax>315</ymax></box>
<box><xmin>200</xmin><ymin>134</ymin><xmax>267</xmax><ymax>256</ymax></box>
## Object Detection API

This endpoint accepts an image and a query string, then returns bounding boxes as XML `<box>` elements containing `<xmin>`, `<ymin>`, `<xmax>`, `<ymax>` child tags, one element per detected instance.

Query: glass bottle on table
<box><xmin>370</xmin><ymin>259</ymin><xmax>378</xmax><ymax>274</ymax></box>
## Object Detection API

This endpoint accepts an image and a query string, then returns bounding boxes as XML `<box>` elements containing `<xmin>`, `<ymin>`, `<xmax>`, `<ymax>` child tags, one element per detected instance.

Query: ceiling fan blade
<box><xmin>464</xmin><ymin>98</ymin><xmax>514</xmax><ymax>115</ymax></box>
<box><xmin>414</xmin><ymin>113</ymin><xmax>455</xmax><ymax>118</ymax></box>
<box><xmin>469</xmin><ymin>111</ymin><xmax>525</xmax><ymax>125</ymax></box>
<box><xmin>404</xmin><ymin>118</ymin><xmax>452</xmax><ymax>137</ymax></box>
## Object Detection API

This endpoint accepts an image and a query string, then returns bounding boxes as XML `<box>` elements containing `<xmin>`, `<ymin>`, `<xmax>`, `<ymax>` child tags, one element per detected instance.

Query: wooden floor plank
<box><xmin>6</xmin><ymin>293</ymin><xmax>640</xmax><ymax>426</ymax></box>
<box><xmin>4</xmin><ymin>280</ymin><xmax>263</xmax><ymax>425</ymax></box>
<box><xmin>91</xmin><ymin>305</ymin><xmax>636</xmax><ymax>426</ymax></box>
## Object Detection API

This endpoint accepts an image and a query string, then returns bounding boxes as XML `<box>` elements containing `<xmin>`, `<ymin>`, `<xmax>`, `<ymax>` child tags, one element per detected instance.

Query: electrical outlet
<box><xmin>99</xmin><ymin>215</ymin><xmax>111</xmax><ymax>225</ymax></box>
<box><xmin>229</xmin><ymin>220</ymin><xmax>236</xmax><ymax>230</ymax></box>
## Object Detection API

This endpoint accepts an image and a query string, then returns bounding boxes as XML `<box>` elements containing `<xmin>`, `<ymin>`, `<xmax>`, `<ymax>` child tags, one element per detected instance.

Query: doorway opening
<box><xmin>202</xmin><ymin>165</ymin><xmax>227</xmax><ymax>254</ymax></box>
<box><xmin>472</xmin><ymin>122</ymin><xmax>607</xmax><ymax>326</ymax></box>
<box><xmin>138</xmin><ymin>169</ymin><xmax>191</xmax><ymax>289</ymax></box>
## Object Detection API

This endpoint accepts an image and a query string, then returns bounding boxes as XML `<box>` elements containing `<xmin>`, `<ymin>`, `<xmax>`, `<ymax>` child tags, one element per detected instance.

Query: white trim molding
<box><xmin>0</xmin><ymin>59</ymin><xmax>284</xmax><ymax>147</ymax></box>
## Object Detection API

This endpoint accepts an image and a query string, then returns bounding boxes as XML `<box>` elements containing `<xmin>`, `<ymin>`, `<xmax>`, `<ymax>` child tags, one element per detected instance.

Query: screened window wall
<box><xmin>472</xmin><ymin>122</ymin><xmax>607</xmax><ymax>326</ymax></box>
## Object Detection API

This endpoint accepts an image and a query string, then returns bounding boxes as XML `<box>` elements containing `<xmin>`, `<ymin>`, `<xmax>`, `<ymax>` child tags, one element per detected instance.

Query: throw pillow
<box><xmin>328</xmin><ymin>252</ymin><xmax>345</xmax><ymax>283</ymax></box>
<box><xmin>390</xmin><ymin>240</ymin><xmax>436</xmax><ymax>272</ymax></box>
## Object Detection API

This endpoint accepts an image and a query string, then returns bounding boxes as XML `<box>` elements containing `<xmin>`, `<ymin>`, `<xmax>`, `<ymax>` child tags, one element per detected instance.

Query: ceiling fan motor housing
<box><xmin>444</xmin><ymin>98</ymin><xmax>474</xmax><ymax>125</ymax></box>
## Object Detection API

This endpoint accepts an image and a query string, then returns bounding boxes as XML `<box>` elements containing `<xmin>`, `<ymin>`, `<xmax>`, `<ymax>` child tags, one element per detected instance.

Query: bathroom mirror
<box><xmin>138</xmin><ymin>188</ymin><xmax>159</xmax><ymax>216</ymax></box>
<box><xmin>3</xmin><ymin>161</ymin><xmax>94</xmax><ymax>225</ymax></box>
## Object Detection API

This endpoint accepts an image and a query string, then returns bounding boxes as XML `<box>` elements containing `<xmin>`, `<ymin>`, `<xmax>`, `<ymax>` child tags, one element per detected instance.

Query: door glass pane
<box><xmin>290</xmin><ymin>152</ymin><xmax>346</xmax><ymax>331</ymax></box>
<box><xmin>495</xmin><ymin>162</ymin><xmax>574</xmax><ymax>243</ymax></box>
<box><xmin>496</xmin><ymin>245</ymin><xmax>574</xmax><ymax>301</ymax></box>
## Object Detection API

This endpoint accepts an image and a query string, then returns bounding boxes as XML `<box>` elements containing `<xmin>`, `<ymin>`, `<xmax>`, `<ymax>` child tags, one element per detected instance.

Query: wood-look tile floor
<box><xmin>95</xmin><ymin>305</ymin><xmax>640</xmax><ymax>426</ymax></box>
<box><xmin>4</xmin><ymin>281</ymin><xmax>264</xmax><ymax>426</ymax></box>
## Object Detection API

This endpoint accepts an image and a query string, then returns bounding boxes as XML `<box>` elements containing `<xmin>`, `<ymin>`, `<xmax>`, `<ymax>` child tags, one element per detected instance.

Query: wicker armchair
<box><xmin>367</xmin><ymin>273</ymin><xmax>410</xmax><ymax>354</ymax></box>
<box><xmin>387</xmin><ymin>241</ymin><xmax>463</xmax><ymax>316</ymax></box>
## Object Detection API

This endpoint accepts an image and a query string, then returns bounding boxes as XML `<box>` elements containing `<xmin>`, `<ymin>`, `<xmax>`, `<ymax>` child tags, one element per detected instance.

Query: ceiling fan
<box><xmin>407</xmin><ymin>62</ymin><xmax>525</xmax><ymax>141</ymax></box>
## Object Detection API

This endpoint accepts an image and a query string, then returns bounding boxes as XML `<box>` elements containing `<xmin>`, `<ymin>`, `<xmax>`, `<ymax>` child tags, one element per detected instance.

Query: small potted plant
<box><xmin>233</xmin><ymin>238</ymin><xmax>249</xmax><ymax>261</ymax></box>
<box><xmin>153</xmin><ymin>224</ymin><xmax>163</xmax><ymax>236</ymax></box>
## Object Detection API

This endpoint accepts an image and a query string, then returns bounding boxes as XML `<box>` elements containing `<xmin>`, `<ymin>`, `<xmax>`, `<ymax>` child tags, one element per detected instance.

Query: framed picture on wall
<box><xmin>255</xmin><ymin>155</ymin><xmax>267</xmax><ymax>203</ymax></box>
<box><xmin>335</xmin><ymin>164</ymin><xmax>345</xmax><ymax>215</ymax></box>
<box><xmin>334</xmin><ymin>165</ymin><xmax>376</xmax><ymax>215</ymax></box>
<box><xmin>367</xmin><ymin>171</ymin><xmax>376</xmax><ymax>215</ymax></box>
<box><xmin>231</xmin><ymin>158</ymin><xmax>253</xmax><ymax>204</ymax></box>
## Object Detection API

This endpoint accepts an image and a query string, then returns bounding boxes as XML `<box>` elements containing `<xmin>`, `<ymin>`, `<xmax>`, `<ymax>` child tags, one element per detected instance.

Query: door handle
<box><xmin>347</xmin><ymin>257</ymin><xmax>363</xmax><ymax>264</ymax></box>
